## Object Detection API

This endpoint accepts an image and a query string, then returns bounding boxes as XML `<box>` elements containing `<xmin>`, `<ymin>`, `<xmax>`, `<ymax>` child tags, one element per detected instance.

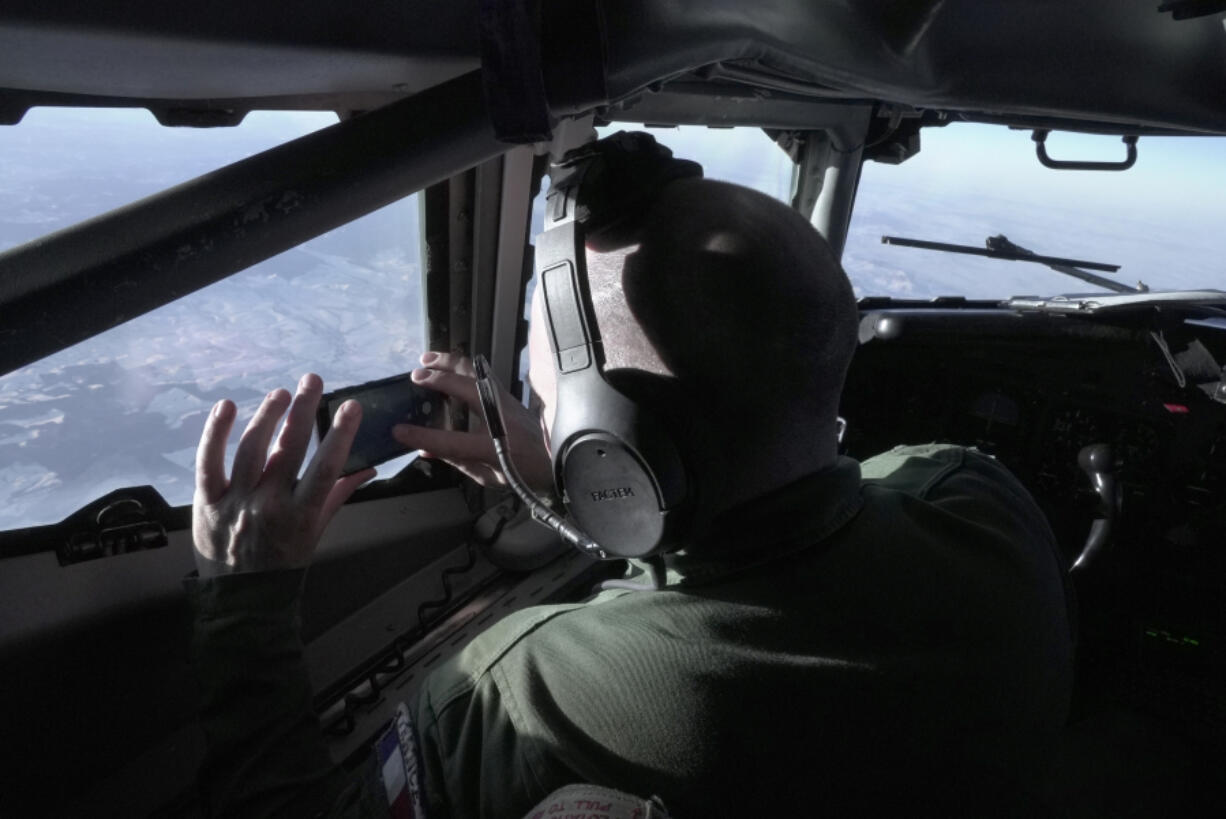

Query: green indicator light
<box><xmin>1142</xmin><ymin>627</ymin><xmax>1202</xmax><ymax>647</ymax></box>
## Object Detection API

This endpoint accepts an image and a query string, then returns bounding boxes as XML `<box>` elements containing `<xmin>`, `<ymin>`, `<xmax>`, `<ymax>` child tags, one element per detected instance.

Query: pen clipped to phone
<box><xmin>316</xmin><ymin>372</ymin><xmax>445</xmax><ymax>475</ymax></box>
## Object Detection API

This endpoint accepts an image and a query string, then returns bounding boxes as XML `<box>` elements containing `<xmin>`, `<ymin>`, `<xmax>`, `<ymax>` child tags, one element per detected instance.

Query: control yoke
<box><xmin>1071</xmin><ymin>443</ymin><xmax>1121</xmax><ymax>572</ymax></box>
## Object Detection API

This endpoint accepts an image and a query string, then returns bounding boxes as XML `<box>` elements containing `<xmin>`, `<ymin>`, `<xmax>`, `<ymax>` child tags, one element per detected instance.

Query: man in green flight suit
<box><xmin>186</xmin><ymin>139</ymin><xmax>1075</xmax><ymax>817</ymax></box>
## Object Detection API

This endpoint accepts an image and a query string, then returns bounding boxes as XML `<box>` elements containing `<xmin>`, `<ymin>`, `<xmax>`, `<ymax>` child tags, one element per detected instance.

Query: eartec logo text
<box><xmin>589</xmin><ymin>487</ymin><xmax>635</xmax><ymax>502</ymax></box>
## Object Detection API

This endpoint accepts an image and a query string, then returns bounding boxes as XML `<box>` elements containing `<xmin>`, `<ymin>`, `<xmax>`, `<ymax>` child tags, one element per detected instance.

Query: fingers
<box><xmin>391</xmin><ymin>424</ymin><xmax>496</xmax><ymax>465</ymax></box>
<box><xmin>230</xmin><ymin>389</ymin><xmax>293</xmax><ymax>490</ymax></box>
<box><xmin>410</xmin><ymin>366</ymin><xmax>481</xmax><ymax>410</ymax></box>
<box><xmin>319</xmin><ymin>468</ymin><xmax>377</xmax><ymax>527</ymax></box>
<box><xmin>265</xmin><ymin>374</ymin><xmax>324</xmax><ymax>482</ymax></box>
<box><xmin>448</xmin><ymin>459</ymin><xmax>506</xmax><ymax>488</ymax></box>
<box><xmin>195</xmin><ymin>399</ymin><xmax>236</xmax><ymax>504</ymax></box>
<box><xmin>297</xmin><ymin>400</ymin><xmax>363</xmax><ymax>510</ymax></box>
<box><xmin>414</xmin><ymin>351</ymin><xmax>518</xmax><ymax>418</ymax></box>
<box><xmin>420</xmin><ymin>350</ymin><xmax>475</xmax><ymax>377</ymax></box>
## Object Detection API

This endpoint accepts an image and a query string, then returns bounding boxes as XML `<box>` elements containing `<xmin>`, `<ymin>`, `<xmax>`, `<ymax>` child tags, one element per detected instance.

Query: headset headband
<box><xmin>548</xmin><ymin>131</ymin><xmax>703</xmax><ymax>248</ymax></box>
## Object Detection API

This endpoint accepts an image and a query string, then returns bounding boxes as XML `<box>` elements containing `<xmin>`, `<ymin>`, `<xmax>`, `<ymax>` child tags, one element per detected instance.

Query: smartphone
<box><xmin>316</xmin><ymin>372</ymin><xmax>445</xmax><ymax>475</ymax></box>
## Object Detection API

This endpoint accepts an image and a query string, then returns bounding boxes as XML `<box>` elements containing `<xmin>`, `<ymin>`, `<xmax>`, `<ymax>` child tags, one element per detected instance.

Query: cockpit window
<box><xmin>593</xmin><ymin>124</ymin><xmax>1226</xmax><ymax>300</ymax></box>
<box><xmin>845</xmin><ymin>123</ymin><xmax>1226</xmax><ymax>299</ymax></box>
<box><xmin>0</xmin><ymin>109</ymin><xmax>425</xmax><ymax>531</ymax></box>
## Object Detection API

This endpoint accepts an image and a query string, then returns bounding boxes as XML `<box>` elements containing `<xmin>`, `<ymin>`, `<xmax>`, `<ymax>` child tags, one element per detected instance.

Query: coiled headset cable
<box><xmin>473</xmin><ymin>355</ymin><xmax>608</xmax><ymax>560</ymax></box>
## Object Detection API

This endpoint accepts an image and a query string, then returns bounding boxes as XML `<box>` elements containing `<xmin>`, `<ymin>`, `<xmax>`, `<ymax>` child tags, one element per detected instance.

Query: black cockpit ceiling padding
<box><xmin>477</xmin><ymin>0</ymin><xmax>552</xmax><ymax>143</ymax></box>
<box><xmin>4</xmin><ymin>1</ymin><xmax>1226</xmax><ymax>133</ymax></box>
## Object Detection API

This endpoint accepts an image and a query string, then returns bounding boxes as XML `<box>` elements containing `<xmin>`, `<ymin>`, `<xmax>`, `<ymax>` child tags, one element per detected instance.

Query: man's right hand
<box><xmin>392</xmin><ymin>351</ymin><xmax>554</xmax><ymax>493</ymax></box>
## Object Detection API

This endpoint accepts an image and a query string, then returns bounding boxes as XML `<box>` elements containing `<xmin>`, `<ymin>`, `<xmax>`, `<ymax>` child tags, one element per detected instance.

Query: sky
<box><xmin>3</xmin><ymin>110</ymin><xmax>1226</xmax><ymax>529</ymax></box>
<box><xmin>644</xmin><ymin>122</ymin><xmax>1226</xmax><ymax>297</ymax></box>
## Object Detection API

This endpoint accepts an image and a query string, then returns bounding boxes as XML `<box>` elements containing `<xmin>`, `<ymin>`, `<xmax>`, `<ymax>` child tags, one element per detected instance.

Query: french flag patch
<box><xmin>376</xmin><ymin>702</ymin><xmax>428</xmax><ymax>819</ymax></box>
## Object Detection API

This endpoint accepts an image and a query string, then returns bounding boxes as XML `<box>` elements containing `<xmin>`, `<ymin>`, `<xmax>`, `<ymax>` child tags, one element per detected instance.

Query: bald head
<box><xmin>530</xmin><ymin>177</ymin><xmax>858</xmax><ymax>534</ymax></box>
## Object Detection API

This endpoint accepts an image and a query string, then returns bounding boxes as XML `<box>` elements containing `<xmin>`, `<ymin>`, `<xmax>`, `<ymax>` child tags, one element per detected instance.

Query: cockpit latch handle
<box><xmin>1032</xmin><ymin>130</ymin><xmax>1138</xmax><ymax>172</ymax></box>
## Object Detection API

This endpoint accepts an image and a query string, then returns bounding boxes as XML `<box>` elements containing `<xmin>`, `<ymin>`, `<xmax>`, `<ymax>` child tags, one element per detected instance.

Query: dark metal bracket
<box><xmin>0</xmin><ymin>485</ymin><xmax>183</xmax><ymax>563</ymax></box>
<box><xmin>1032</xmin><ymin>129</ymin><xmax>1138</xmax><ymax>171</ymax></box>
<box><xmin>57</xmin><ymin>493</ymin><xmax>170</xmax><ymax>565</ymax></box>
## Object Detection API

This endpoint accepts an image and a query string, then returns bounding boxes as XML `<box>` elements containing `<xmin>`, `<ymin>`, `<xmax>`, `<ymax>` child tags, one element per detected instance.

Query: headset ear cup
<box><xmin>560</xmin><ymin>434</ymin><xmax>668</xmax><ymax>558</ymax></box>
<box><xmin>539</xmin><ymin>131</ymin><xmax>698</xmax><ymax>559</ymax></box>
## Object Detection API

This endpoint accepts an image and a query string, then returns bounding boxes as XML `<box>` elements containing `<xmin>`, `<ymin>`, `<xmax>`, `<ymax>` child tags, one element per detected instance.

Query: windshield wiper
<box><xmin>881</xmin><ymin>234</ymin><xmax>1147</xmax><ymax>294</ymax></box>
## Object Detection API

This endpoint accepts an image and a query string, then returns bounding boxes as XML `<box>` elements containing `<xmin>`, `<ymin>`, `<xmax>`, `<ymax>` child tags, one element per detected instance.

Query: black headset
<box><xmin>534</xmin><ymin>131</ymin><xmax>702</xmax><ymax>559</ymax></box>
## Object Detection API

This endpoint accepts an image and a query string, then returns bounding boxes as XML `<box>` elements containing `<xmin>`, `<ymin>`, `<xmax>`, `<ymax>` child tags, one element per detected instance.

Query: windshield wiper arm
<box><xmin>881</xmin><ymin>234</ymin><xmax>1147</xmax><ymax>294</ymax></box>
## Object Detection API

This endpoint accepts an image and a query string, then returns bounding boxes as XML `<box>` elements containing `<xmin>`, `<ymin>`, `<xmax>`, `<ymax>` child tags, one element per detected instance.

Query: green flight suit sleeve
<box><xmin>186</xmin><ymin>570</ymin><xmax>387</xmax><ymax>819</ymax></box>
<box><xmin>859</xmin><ymin>443</ymin><xmax>1076</xmax><ymax>793</ymax></box>
<box><xmin>862</xmin><ymin>443</ymin><xmax>1070</xmax><ymax>578</ymax></box>
<box><xmin>861</xmin><ymin>442</ymin><xmax>1073</xmax><ymax>647</ymax></box>
<box><xmin>410</xmin><ymin>601</ymin><xmax>612</xmax><ymax>819</ymax></box>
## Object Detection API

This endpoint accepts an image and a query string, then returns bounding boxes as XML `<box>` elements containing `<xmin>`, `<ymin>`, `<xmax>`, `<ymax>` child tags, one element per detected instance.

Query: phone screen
<box><xmin>316</xmin><ymin>373</ymin><xmax>445</xmax><ymax>475</ymax></box>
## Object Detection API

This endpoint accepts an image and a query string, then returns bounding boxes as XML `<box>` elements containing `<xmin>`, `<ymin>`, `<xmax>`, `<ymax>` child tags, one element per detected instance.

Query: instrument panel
<box><xmin>842</xmin><ymin>310</ymin><xmax>1226</xmax><ymax>522</ymax></box>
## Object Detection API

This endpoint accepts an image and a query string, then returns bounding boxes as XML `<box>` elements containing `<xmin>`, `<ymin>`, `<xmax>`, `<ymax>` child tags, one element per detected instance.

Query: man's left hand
<box><xmin>192</xmin><ymin>373</ymin><xmax>375</xmax><ymax>576</ymax></box>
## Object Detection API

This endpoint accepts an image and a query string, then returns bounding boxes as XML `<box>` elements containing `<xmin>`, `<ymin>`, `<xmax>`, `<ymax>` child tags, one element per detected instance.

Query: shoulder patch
<box><xmin>375</xmin><ymin>702</ymin><xmax>429</xmax><ymax>818</ymax></box>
